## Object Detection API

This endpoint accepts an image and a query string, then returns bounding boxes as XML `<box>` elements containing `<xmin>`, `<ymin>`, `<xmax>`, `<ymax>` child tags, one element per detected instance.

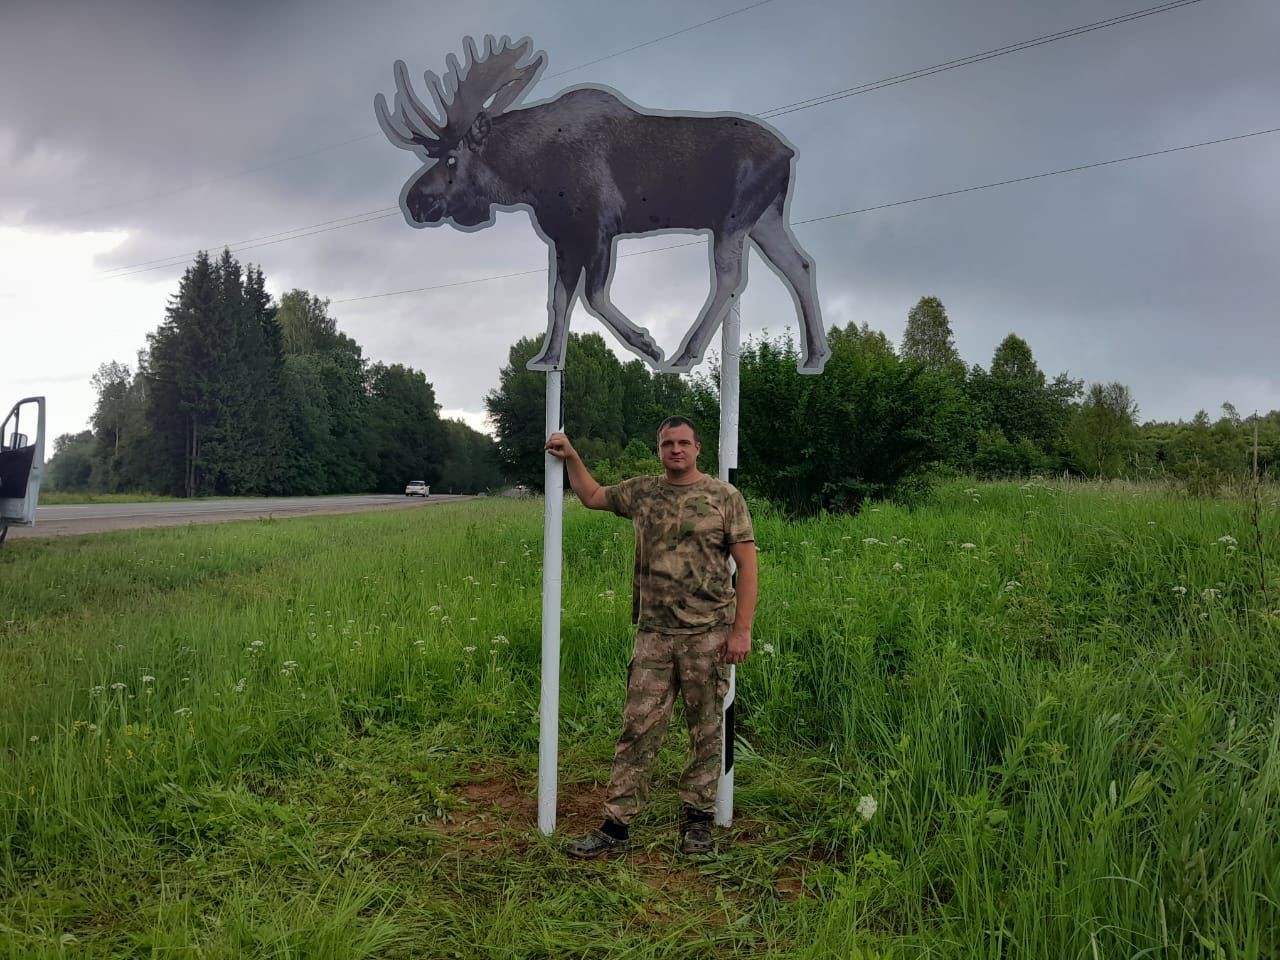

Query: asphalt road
<box><xmin>6</xmin><ymin>494</ymin><xmax>472</xmax><ymax>539</ymax></box>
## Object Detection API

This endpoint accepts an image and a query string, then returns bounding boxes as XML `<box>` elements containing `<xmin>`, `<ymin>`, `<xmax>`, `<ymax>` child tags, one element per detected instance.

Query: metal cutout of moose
<box><xmin>375</xmin><ymin>35</ymin><xmax>828</xmax><ymax>375</ymax></box>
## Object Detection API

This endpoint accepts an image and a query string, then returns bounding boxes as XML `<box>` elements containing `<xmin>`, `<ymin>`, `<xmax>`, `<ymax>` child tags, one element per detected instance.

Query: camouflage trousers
<box><xmin>603</xmin><ymin>628</ymin><xmax>730</xmax><ymax>825</ymax></box>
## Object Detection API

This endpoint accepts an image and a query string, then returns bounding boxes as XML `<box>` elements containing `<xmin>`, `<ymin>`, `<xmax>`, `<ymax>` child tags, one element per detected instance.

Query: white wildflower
<box><xmin>494</xmin><ymin>635</ymin><xmax>509</xmax><ymax>644</ymax></box>
<box><xmin>862</xmin><ymin>537</ymin><xmax>882</xmax><ymax>545</ymax></box>
<box><xmin>762</xmin><ymin>643</ymin><xmax>775</xmax><ymax>654</ymax></box>
<box><xmin>282</xmin><ymin>660</ymin><xmax>298</xmax><ymax>671</ymax></box>
<box><xmin>1201</xmin><ymin>588</ymin><xmax>1220</xmax><ymax>601</ymax></box>
<box><xmin>413</xmin><ymin>639</ymin><xmax>425</xmax><ymax>646</ymax></box>
<box><xmin>233</xmin><ymin>678</ymin><xmax>246</xmax><ymax>694</ymax></box>
<box><xmin>1004</xmin><ymin>580</ymin><xmax>1022</xmax><ymax>591</ymax></box>
<box><xmin>960</xmin><ymin>543</ymin><xmax>977</xmax><ymax>551</ymax></box>
<box><xmin>463</xmin><ymin>646</ymin><xmax>476</xmax><ymax>653</ymax></box>
<box><xmin>250</xmin><ymin>640</ymin><xmax>264</xmax><ymax>648</ymax></box>
<box><xmin>428</xmin><ymin>605</ymin><xmax>442</xmax><ymax>614</ymax></box>
<box><xmin>141</xmin><ymin>675</ymin><xmax>155</xmax><ymax>683</ymax></box>
<box><xmin>1172</xmin><ymin>586</ymin><xmax>1187</xmax><ymax>595</ymax></box>
<box><xmin>90</xmin><ymin>685</ymin><xmax>105</xmax><ymax>696</ymax></box>
<box><xmin>892</xmin><ymin>562</ymin><xmax>904</xmax><ymax>572</ymax></box>
<box><xmin>856</xmin><ymin>795</ymin><xmax>878</xmax><ymax>821</ymax></box>
<box><xmin>29</xmin><ymin>735</ymin><xmax>38</xmax><ymax>743</ymax></box>
<box><xmin>440</xmin><ymin>615</ymin><xmax>450</xmax><ymax>623</ymax></box>
<box><xmin>174</xmin><ymin>707</ymin><xmax>192</xmax><ymax>717</ymax></box>
<box><xmin>1217</xmin><ymin>535</ymin><xmax>1238</xmax><ymax>546</ymax></box>
<box><xmin>110</xmin><ymin>682</ymin><xmax>126</xmax><ymax>691</ymax></box>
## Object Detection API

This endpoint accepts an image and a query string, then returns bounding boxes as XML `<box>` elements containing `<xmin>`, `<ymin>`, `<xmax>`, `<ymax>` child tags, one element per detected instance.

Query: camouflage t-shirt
<box><xmin>603</xmin><ymin>474</ymin><xmax>754</xmax><ymax>634</ymax></box>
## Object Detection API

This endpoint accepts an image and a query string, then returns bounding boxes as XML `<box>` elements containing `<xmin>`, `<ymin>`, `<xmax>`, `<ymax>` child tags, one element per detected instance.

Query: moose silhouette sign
<box><xmin>376</xmin><ymin>35</ymin><xmax>827</xmax><ymax>834</ymax></box>
<box><xmin>375</xmin><ymin>34</ymin><xmax>828</xmax><ymax>374</ymax></box>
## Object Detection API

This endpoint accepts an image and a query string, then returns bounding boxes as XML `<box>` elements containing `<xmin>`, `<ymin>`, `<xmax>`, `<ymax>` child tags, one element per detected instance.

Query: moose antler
<box><xmin>375</xmin><ymin>35</ymin><xmax>545</xmax><ymax>158</ymax></box>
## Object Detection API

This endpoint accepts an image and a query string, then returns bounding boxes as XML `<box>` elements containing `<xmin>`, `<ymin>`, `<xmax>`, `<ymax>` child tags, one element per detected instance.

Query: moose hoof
<box><xmin>663</xmin><ymin>351</ymin><xmax>698</xmax><ymax>373</ymax></box>
<box><xmin>636</xmin><ymin>337</ymin><xmax>664</xmax><ymax>365</ymax></box>
<box><xmin>527</xmin><ymin>348</ymin><xmax>564</xmax><ymax>371</ymax></box>
<box><xmin>798</xmin><ymin>352</ymin><xmax>829</xmax><ymax>374</ymax></box>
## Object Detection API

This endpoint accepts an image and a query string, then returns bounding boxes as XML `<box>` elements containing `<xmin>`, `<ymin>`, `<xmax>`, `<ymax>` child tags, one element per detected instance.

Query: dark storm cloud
<box><xmin>2</xmin><ymin>0</ymin><xmax>1277</xmax><ymax>431</ymax></box>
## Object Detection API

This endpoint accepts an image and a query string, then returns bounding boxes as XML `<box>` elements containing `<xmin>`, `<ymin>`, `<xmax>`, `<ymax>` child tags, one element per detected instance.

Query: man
<box><xmin>544</xmin><ymin>416</ymin><xmax>758</xmax><ymax>858</ymax></box>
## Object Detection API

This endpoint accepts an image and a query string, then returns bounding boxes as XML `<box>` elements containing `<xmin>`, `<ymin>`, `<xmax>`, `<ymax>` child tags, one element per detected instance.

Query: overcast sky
<box><xmin>2</xmin><ymin>0</ymin><xmax>1277</xmax><ymax>446</ymax></box>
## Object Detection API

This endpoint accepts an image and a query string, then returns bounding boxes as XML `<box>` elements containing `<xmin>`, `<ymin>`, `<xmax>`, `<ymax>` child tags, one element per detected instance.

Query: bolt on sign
<box><xmin>375</xmin><ymin>34</ymin><xmax>829</xmax><ymax>375</ymax></box>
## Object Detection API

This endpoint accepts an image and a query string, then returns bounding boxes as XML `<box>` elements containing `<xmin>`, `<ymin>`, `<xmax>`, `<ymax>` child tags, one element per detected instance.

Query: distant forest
<box><xmin>46</xmin><ymin>254</ymin><xmax>1278</xmax><ymax>513</ymax></box>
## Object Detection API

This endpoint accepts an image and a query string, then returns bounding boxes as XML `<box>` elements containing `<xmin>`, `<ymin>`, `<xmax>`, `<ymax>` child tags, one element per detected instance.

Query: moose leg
<box><xmin>664</xmin><ymin>232</ymin><xmax>747</xmax><ymax>373</ymax></box>
<box><xmin>748</xmin><ymin>199</ymin><xmax>829</xmax><ymax>372</ymax></box>
<box><xmin>528</xmin><ymin>245</ymin><xmax>584</xmax><ymax>371</ymax></box>
<box><xmin>581</xmin><ymin>243</ymin><xmax>664</xmax><ymax>366</ymax></box>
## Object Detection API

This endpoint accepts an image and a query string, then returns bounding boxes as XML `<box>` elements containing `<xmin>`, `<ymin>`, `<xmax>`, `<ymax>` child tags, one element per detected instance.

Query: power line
<box><xmin>329</xmin><ymin>124</ymin><xmax>1280</xmax><ymax>305</ymax></box>
<box><xmin>99</xmin><ymin>209</ymin><xmax>399</xmax><ymax>281</ymax></box>
<box><xmin>545</xmin><ymin>0</ymin><xmax>776</xmax><ymax>79</ymax></box>
<box><xmin>757</xmin><ymin>0</ymin><xmax>1203</xmax><ymax>120</ymax></box>
<box><xmin>99</xmin><ymin>204</ymin><xmax>396</xmax><ymax>276</ymax></box>
<box><xmin>89</xmin><ymin>0</ymin><xmax>1209</xmax><ymax>282</ymax></box>
<box><xmin>60</xmin><ymin>0</ymin><xmax>778</xmax><ymax>224</ymax></box>
<box><xmin>790</xmin><ymin>126</ymin><xmax>1280</xmax><ymax>225</ymax></box>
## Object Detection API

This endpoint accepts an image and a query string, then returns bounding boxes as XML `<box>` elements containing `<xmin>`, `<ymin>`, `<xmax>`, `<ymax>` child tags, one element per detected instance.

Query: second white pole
<box><xmin>538</xmin><ymin>369</ymin><xmax>564</xmax><ymax>835</ymax></box>
<box><xmin>715</xmin><ymin>302</ymin><xmax>741</xmax><ymax>828</ymax></box>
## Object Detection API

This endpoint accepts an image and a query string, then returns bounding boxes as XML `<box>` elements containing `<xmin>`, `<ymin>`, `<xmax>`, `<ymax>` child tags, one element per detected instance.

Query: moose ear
<box><xmin>464</xmin><ymin>111</ymin><xmax>492</xmax><ymax>152</ymax></box>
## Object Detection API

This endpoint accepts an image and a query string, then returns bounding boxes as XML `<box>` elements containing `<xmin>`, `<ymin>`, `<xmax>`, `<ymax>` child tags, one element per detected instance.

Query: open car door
<box><xmin>0</xmin><ymin>397</ymin><xmax>46</xmax><ymax>543</ymax></box>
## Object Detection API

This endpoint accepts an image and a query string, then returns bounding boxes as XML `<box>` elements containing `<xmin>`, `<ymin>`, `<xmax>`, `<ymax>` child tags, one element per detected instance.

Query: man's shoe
<box><xmin>566</xmin><ymin>829</ymin><xmax>629</xmax><ymax>860</ymax></box>
<box><xmin>679</xmin><ymin>820</ymin><xmax>713</xmax><ymax>856</ymax></box>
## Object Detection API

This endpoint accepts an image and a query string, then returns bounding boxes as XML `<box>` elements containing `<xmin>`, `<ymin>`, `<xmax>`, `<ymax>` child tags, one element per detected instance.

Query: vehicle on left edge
<box><xmin>0</xmin><ymin>396</ymin><xmax>46</xmax><ymax>544</ymax></box>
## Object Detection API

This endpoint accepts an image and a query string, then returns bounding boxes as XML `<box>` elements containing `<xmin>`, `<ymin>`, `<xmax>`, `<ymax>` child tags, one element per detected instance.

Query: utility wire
<box><xmin>758</xmin><ymin>0</ymin><xmax>1203</xmax><ymax>120</ymax></box>
<box><xmin>92</xmin><ymin>0</ymin><xmax>1209</xmax><ymax>282</ymax></box>
<box><xmin>545</xmin><ymin>0</ymin><xmax>776</xmax><ymax>79</ymax></box>
<box><xmin>329</xmin><ymin>124</ymin><xmax>1280</xmax><ymax>305</ymax></box>
<box><xmin>62</xmin><ymin>0</ymin><xmax>778</xmax><ymax>224</ymax></box>
<box><xmin>101</xmin><ymin>208</ymin><xmax>399</xmax><ymax>278</ymax></box>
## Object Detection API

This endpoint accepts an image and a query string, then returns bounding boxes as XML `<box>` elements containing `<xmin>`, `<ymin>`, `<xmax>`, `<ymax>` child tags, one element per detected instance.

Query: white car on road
<box><xmin>404</xmin><ymin>480</ymin><xmax>430</xmax><ymax>497</ymax></box>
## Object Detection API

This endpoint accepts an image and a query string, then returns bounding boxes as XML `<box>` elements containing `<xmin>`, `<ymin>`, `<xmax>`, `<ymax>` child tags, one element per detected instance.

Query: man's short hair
<box><xmin>656</xmin><ymin>415</ymin><xmax>700</xmax><ymax>444</ymax></box>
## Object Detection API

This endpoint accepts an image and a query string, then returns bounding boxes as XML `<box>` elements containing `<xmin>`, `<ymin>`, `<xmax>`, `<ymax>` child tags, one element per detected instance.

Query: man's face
<box><xmin>658</xmin><ymin>424</ymin><xmax>700</xmax><ymax>473</ymax></box>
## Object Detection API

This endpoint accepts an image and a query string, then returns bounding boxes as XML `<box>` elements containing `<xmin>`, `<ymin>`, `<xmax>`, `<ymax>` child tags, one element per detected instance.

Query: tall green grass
<box><xmin>1</xmin><ymin>479</ymin><xmax>1276</xmax><ymax>957</ymax></box>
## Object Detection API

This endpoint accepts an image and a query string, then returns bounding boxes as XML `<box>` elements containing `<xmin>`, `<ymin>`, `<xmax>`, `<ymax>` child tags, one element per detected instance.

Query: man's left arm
<box><xmin>723</xmin><ymin>539</ymin><xmax>758</xmax><ymax>665</ymax></box>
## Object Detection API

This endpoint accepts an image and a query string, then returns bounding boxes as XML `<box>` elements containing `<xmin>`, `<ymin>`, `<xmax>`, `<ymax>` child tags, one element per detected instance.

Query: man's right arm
<box><xmin>544</xmin><ymin>432</ymin><xmax>610</xmax><ymax>511</ymax></box>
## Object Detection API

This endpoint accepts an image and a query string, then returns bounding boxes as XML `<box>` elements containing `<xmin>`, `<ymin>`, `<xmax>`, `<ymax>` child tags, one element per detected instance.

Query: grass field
<box><xmin>1</xmin><ymin>479</ymin><xmax>1277</xmax><ymax>958</ymax></box>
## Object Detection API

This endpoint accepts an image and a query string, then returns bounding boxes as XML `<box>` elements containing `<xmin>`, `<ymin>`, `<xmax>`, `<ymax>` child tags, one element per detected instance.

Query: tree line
<box><xmin>483</xmin><ymin>296</ymin><xmax>1277</xmax><ymax>513</ymax></box>
<box><xmin>46</xmin><ymin>258</ymin><xmax>1276</xmax><ymax>514</ymax></box>
<box><xmin>46</xmin><ymin>250</ymin><xmax>502</xmax><ymax>497</ymax></box>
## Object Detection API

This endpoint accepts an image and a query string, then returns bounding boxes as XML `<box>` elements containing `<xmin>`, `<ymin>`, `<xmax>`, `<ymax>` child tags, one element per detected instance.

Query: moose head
<box><xmin>376</xmin><ymin>35</ymin><xmax>829</xmax><ymax>375</ymax></box>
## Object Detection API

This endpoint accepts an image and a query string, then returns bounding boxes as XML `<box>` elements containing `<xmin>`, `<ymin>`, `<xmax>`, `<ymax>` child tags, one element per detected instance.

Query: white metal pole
<box><xmin>716</xmin><ymin>302</ymin><xmax>741</xmax><ymax>827</ymax></box>
<box><xmin>539</xmin><ymin>369</ymin><xmax>564</xmax><ymax>835</ymax></box>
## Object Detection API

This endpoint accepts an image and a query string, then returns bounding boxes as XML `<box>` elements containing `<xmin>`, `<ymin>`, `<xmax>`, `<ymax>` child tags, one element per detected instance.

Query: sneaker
<box><xmin>566</xmin><ymin>829</ymin><xmax>629</xmax><ymax>860</ymax></box>
<box><xmin>679</xmin><ymin>820</ymin><xmax>713</xmax><ymax>856</ymax></box>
